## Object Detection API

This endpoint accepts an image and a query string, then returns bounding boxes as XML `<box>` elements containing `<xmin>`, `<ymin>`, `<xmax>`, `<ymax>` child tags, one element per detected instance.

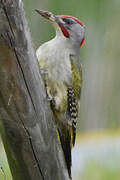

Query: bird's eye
<box><xmin>62</xmin><ymin>18</ymin><xmax>74</xmax><ymax>25</ymax></box>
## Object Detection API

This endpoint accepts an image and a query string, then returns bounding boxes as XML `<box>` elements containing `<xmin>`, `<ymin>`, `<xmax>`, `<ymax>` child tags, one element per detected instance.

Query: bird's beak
<box><xmin>35</xmin><ymin>9</ymin><xmax>65</xmax><ymax>33</ymax></box>
<box><xmin>35</xmin><ymin>9</ymin><xmax>56</xmax><ymax>22</ymax></box>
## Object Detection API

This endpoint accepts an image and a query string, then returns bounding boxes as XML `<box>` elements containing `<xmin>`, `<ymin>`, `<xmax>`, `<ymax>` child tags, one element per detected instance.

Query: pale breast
<box><xmin>36</xmin><ymin>39</ymin><xmax>72</xmax><ymax>85</ymax></box>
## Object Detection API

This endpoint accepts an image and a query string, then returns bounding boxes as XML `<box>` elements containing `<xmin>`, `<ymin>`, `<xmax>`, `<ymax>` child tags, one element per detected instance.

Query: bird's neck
<box><xmin>52</xmin><ymin>33</ymin><xmax>80</xmax><ymax>56</ymax></box>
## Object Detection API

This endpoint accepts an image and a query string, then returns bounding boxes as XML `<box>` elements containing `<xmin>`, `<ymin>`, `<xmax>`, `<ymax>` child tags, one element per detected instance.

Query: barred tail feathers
<box><xmin>67</xmin><ymin>86</ymin><xmax>78</xmax><ymax>147</ymax></box>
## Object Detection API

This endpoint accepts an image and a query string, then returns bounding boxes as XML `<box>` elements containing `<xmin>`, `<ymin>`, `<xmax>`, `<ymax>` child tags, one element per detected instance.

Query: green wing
<box><xmin>67</xmin><ymin>54</ymin><xmax>82</xmax><ymax>146</ymax></box>
<box><xmin>70</xmin><ymin>54</ymin><xmax>82</xmax><ymax>100</ymax></box>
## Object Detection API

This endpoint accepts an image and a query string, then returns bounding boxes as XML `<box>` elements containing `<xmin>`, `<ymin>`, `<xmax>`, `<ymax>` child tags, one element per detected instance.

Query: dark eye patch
<box><xmin>62</xmin><ymin>18</ymin><xmax>75</xmax><ymax>25</ymax></box>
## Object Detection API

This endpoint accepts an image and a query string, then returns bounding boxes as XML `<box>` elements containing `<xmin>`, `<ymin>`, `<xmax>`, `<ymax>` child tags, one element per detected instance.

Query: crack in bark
<box><xmin>14</xmin><ymin>100</ymin><xmax>45</xmax><ymax>180</ymax></box>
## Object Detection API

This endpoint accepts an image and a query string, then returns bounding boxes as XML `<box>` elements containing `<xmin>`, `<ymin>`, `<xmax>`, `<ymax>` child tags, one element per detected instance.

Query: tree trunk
<box><xmin>0</xmin><ymin>0</ymin><xmax>69</xmax><ymax>180</ymax></box>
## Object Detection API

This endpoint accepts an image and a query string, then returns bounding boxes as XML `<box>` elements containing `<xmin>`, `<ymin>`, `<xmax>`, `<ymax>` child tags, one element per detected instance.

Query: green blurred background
<box><xmin>0</xmin><ymin>0</ymin><xmax>120</xmax><ymax>179</ymax></box>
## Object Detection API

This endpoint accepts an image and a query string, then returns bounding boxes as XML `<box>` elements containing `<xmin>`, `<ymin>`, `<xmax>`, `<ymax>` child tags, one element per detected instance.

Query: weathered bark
<box><xmin>0</xmin><ymin>0</ymin><xmax>69</xmax><ymax>180</ymax></box>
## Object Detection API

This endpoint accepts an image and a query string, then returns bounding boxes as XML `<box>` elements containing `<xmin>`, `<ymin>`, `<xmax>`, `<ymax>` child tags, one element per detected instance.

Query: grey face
<box><xmin>61</xmin><ymin>17</ymin><xmax>85</xmax><ymax>45</ymax></box>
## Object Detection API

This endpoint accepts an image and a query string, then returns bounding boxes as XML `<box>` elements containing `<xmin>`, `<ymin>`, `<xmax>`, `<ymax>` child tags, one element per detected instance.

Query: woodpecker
<box><xmin>35</xmin><ymin>10</ymin><xmax>85</xmax><ymax>178</ymax></box>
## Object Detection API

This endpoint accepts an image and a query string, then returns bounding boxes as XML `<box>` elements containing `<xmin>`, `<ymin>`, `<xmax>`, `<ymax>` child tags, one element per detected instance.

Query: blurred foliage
<box><xmin>0</xmin><ymin>140</ymin><xmax>12</xmax><ymax>180</ymax></box>
<box><xmin>73</xmin><ymin>130</ymin><xmax>120</xmax><ymax>180</ymax></box>
<box><xmin>81</xmin><ymin>160</ymin><xmax>120</xmax><ymax>180</ymax></box>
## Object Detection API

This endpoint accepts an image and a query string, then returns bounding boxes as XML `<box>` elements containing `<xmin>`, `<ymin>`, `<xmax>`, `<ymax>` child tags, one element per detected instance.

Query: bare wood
<box><xmin>0</xmin><ymin>0</ymin><xmax>69</xmax><ymax>180</ymax></box>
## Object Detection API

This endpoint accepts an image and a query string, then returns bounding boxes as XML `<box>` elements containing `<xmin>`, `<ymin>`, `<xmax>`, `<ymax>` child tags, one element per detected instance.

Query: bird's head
<box><xmin>35</xmin><ymin>10</ymin><xmax>85</xmax><ymax>48</ymax></box>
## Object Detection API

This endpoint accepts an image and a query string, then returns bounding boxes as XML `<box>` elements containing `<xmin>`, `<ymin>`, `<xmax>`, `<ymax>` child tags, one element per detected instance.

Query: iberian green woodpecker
<box><xmin>35</xmin><ymin>10</ymin><xmax>85</xmax><ymax>178</ymax></box>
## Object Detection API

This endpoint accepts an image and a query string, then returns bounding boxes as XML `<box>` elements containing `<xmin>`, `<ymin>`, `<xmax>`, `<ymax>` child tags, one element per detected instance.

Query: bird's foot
<box><xmin>40</xmin><ymin>68</ymin><xmax>48</xmax><ymax>75</ymax></box>
<box><xmin>47</xmin><ymin>96</ymin><xmax>53</xmax><ymax>102</ymax></box>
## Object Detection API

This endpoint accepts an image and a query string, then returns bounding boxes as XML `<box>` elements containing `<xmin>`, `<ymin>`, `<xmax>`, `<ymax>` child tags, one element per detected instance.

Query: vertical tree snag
<box><xmin>0</xmin><ymin>0</ymin><xmax>69</xmax><ymax>180</ymax></box>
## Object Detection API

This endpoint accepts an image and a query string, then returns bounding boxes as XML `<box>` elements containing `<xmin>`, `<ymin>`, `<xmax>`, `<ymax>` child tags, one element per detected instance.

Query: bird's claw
<box><xmin>40</xmin><ymin>68</ymin><xmax>48</xmax><ymax>75</ymax></box>
<box><xmin>47</xmin><ymin>96</ymin><xmax>53</xmax><ymax>101</ymax></box>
